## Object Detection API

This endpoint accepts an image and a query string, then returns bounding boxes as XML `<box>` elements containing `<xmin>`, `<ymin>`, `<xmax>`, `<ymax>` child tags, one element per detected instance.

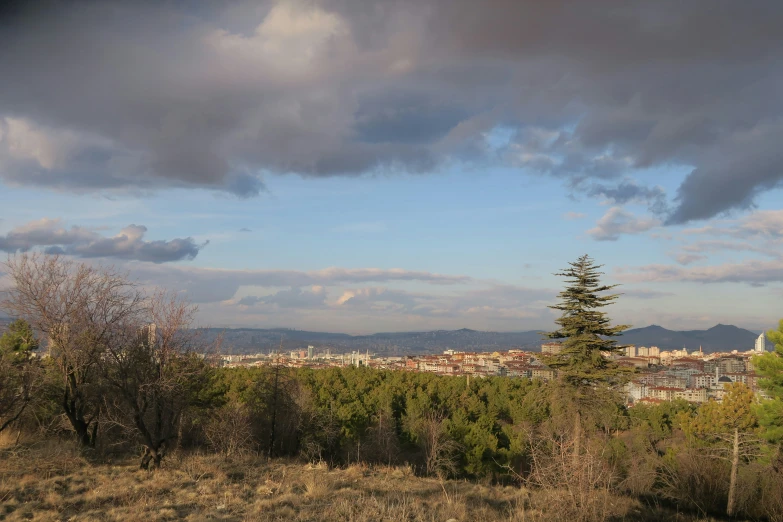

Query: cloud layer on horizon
<box><xmin>0</xmin><ymin>0</ymin><xmax>781</xmax><ymax>224</ymax></box>
<box><xmin>614</xmin><ymin>210</ymin><xmax>783</xmax><ymax>286</ymax></box>
<box><xmin>128</xmin><ymin>263</ymin><xmax>472</xmax><ymax>303</ymax></box>
<box><xmin>0</xmin><ymin>245</ymin><xmax>774</xmax><ymax>332</ymax></box>
<box><xmin>617</xmin><ymin>258</ymin><xmax>783</xmax><ymax>286</ymax></box>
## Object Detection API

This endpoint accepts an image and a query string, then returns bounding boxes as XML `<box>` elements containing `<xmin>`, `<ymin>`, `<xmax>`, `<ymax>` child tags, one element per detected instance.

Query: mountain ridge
<box><xmin>0</xmin><ymin>319</ymin><xmax>767</xmax><ymax>354</ymax></box>
<box><xmin>191</xmin><ymin>324</ymin><xmax>766</xmax><ymax>355</ymax></box>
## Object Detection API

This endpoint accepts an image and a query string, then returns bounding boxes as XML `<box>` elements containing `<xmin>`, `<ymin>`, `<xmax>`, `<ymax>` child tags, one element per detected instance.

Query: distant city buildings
<box><xmin>635</xmin><ymin>345</ymin><xmax>660</xmax><ymax>357</ymax></box>
<box><xmin>217</xmin><ymin>337</ymin><xmax>769</xmax><ymax>405</ymax></box>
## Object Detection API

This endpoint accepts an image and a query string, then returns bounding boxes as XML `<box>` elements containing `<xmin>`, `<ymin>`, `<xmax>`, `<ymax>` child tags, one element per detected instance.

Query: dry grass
<box><xmin>0</xmin><ymin>441</ymin><xmax>722</xmax><ymax>521</ymax></box>
<box><xmin>0</xmin><ymin>441</ymin><xmax>527</xmax><ymax>522</ymax></box>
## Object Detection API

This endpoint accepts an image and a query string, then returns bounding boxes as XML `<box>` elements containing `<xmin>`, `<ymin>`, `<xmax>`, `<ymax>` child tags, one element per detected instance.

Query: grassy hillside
<box><xmin>0</xmin><ymin>440</ymin><xmax>722</xmax><ymax>522</ymax></box>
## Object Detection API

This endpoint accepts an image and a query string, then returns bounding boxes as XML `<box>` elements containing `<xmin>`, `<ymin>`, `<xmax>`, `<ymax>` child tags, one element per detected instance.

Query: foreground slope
<box><xmin>0</xmin><ymin>443</ymin><xmax>722</xmax><ymax>522</ymax></box>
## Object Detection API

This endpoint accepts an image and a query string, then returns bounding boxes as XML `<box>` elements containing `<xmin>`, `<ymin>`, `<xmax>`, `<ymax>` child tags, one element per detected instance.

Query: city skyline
<box><xmin>1</xmin><ymin>1</ymin><xmax>782</xmax><ymax>334</ymax></box>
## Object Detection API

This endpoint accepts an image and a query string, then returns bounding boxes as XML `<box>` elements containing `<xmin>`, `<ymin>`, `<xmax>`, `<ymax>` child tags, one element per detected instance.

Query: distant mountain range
<box><xmin>196</xmin><ymin>327</ymin><xmax>541</xmax><ymax>356</ymax></box>
<box><xmin>618</xmin><ymin>324</ymin><xmax>765</xmax><ymax>353</ymax></box>
<box><xmin>0</xmin><ymin>319</ymin><xmax>766</xmax><ymax>355</ymax></box>
<box><xmin>195</xmin><ymin>324</ymin><xmax>766</xmax><ymax>355</ymax></box>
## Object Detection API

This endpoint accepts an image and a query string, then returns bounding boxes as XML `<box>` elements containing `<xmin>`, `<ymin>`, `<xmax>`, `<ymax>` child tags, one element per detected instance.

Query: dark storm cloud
<box><xmin>353</xmin><ymin>91</ymin><xmax>469</xmax><ymax>144</ymax></box>
<box><xmin>0</xmin><ymin>1</ymin><xmax>781</xmax><ymax>222</ymax></box>
<box><xmin>666</xmin><ymin>126</ymin><xmax>783</xmax><ymax>224</ymax></box>
<box><xmin>585</xmin><ymin>180</ymin><xmax>667</xmax><ymax>214</ymax></box>
<box><xmin>0</xmin><ymin>219</ymin><xmax>203</xmax><ymax>262</ymax></box>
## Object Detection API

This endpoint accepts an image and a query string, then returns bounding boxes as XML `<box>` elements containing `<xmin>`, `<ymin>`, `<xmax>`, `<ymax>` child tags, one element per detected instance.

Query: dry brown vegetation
<box><xmin>0</xmin><ymin>436</ymin><xmax>724</xmax><ymax>522</ymax></box>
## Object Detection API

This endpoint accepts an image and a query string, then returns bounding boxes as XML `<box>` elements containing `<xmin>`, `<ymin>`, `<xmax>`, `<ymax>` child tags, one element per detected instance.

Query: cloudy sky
<box><xmin>1</xmin><ymin>0</ymin><xmax>781</xmax><ymax>334</ymax></box>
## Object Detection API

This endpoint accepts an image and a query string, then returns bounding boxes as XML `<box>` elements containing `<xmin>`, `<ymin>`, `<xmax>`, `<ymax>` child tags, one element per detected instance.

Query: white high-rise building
<box><xmin>755</xmin><ymin>333</ymin><xmax>767</xmax><ymax>353</ymax></box>
<box><xmin>139</xmin><ymin>323</ymin><xmax>157</xmax><ymax>348</ymax></box>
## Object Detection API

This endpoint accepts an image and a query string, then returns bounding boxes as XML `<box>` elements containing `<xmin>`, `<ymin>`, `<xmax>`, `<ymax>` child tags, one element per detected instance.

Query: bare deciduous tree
<box><xmin>411</xmin><ymin>410</ymin><xmax>460</xmax><ymax>478</ymax></box>
<box><xmin>204</xmin><ymin>403</ymin><xmax>254</xmax><ymax>457</ymax></box>
<box><xmin>2</xmin><ymin>254</ymin><xmax>143</xmax><ymax>447</ymax></box>
<box><xmin>3</xmin><ymin>254</ymin><xmax>218</xmax><ymax>467</ymax></box>
<box><xmin>102</xmin><ymin>290</ymin><xmax>214</xmax><ymax>469</ymax></box>
<box><xmin>526</xmin><ymin>425</ymin><xmax>616</xmax><ymax>522</ymax></box>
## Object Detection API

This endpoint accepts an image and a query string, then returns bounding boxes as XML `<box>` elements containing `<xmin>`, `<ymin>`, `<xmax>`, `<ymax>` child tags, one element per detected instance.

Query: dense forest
<box><xmin>2</xmin><ymin>253</ymin><xmax>783</xmax><ymax>521</ymax></box>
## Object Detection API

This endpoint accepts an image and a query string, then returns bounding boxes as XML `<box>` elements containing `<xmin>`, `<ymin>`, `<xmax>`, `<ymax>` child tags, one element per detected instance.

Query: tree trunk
<box><xmin>773</xmin><ymin>445</ymin><xmax>783</xmax><ymax>474</ymax></box>
<box><xmin>64</xmin><ymin>405</ymin><xmax>93</xmax><ymax>448</ymax></box>
<box><xmin>727</xmin><ymin>427</ymin><xmax>739</xmax><ymax>517</ymax></box>
<box><xmin>0</xmin><ymin>403</ymin><xmax>28</xmax><ymax>434</ymax></box>
<box><xmin>140</xmin><ymin>447</ymin><xmax>153</xmax><ymax>470</ymax></box>
<box><xmin>63</xmin><ymin>382</ymin><xmax>96</xmax><ymax>448</ymax></box>
<box><xmin>152</xmin><ymin>450</ymin><xmax>162</xmax><ymax>469</ymax></box>
<box><xmin>140</xmin><ymin>448</ymin><xmax>159</xmax><ymax>470</ymax></box>
<box><xmin>572</xmin><ymin>409</ymin><xmax>581</xmax><ymax>469</ymax></box>
<box><xmin>139</xmin><ymin>445</ymin><xmax>164</xmax><ymax>470</ymax></box>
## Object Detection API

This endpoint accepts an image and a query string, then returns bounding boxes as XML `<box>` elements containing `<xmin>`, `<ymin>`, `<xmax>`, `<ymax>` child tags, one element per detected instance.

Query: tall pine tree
<box><xmin>542</xmin><ymin>255</ymin><xmax>631</xmax><ymax>458</ymax></box>
<box><xmin>544</xmin><ymin>254</ymin><xmax>630</xmax><ymax>385</ymax></box>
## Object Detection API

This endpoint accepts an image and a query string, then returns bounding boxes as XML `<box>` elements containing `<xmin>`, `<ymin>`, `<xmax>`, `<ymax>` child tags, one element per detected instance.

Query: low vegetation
<box><xmin>2</xmin><ymin>253</ymin><xmax>783</xmax><ymax>521</ymax></box>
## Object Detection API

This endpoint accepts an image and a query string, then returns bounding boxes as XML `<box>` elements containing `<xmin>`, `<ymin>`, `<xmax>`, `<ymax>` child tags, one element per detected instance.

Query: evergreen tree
<box><xmin>543</xmin><ymin>254</ymin><xmax>630</xmax><ymax>386</ymax></box>
<box><xmin>0</xmin><ymin>319</ymin><xmax>39</xmax><ymax>361</ymax></box>
<box><xmin>0</xmin><ymin>319</ymin><xmax>40</xmax><ymax>433</ymax></box>
<box><xmin>542</xmin><ymin>254</ymin><xmax>631</xmax><ymax>459</ymax></box>
<box><xmin>753</xmin><ymin>320</ymin><xmax>783</xmax><ymax>452</ymax></box>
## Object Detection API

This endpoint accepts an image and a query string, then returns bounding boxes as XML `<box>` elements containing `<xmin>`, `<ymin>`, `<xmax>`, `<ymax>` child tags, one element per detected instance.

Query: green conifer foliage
<box><xmin>753</xmin><ymin>319</ymin><xmax>783</xmax><ymax>443</ymax></box>
<box><xmin>0</xmin><ymin>319</ymin><xmax>39</xmax><ymax>360</ymax></box>
<box><xmin>0</xmin><ymin>319</ymin><xmax>40</xmax><ymax>432</ymax></box>
<box><xmin>543</xmin><ymin>254</ymin><xmax>631</xmax><ymax>388</ymax></box>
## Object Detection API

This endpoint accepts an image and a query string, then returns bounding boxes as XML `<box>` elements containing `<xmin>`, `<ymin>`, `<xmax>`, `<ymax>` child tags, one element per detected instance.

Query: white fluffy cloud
<box><xmin>587</xmin><ymin>207</ymin><xmax>660</xmax><ymax>241</ymax></box>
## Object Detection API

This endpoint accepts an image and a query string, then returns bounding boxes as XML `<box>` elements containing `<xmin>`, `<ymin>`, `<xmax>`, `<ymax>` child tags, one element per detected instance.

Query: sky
<box><xmin>0</xmin><ymin>0</ymin><xmax>782</xmax><ymax>334</ymax></box>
